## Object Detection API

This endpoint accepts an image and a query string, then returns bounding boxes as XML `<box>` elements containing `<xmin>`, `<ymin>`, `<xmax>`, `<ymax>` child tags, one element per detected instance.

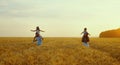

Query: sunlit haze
<box><xmin>0</xmin><ymin>0</ymin><xmax>120</xmax><ymax>37</ymax></box>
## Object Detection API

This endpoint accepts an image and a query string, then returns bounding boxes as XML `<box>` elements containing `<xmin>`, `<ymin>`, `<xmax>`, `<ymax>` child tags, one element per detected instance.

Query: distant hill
<box><xmin>99</xmin><ymin>28</ymin><xmax>120</xmax><ymax>38</ymax></box>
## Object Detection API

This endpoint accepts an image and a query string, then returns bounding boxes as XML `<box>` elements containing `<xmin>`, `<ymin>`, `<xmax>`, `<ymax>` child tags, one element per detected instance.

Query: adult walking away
<box><xmin>31</xmin><ymin>26</ymin><xmax>45</xmax><ymax>45</ymax></box>
<box><xmin>81</xmin><ymin>28</ymin><xmax>90</xmax><ymax>47</ymax></box>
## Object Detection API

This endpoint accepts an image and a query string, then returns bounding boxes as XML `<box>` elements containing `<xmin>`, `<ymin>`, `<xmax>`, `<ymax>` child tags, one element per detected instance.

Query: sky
<box><xmin>0</xmin><ymin>0</ymin><xmax>120</xmax><ymax>37</ymax></box>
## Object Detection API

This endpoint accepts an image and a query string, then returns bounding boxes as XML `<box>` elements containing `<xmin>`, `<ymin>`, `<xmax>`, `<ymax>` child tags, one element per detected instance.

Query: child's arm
<box><xmin>31</xmin><ymin>30</ymin><xmax>36</xmax><ymax>32</ymax></box>
<box><xmin>40</xmin><ymin>30</ymin><xmax>45</xmax><ymax>32</ymax></box>
<box><xmin>81</xmin><ymin>32</ymin><xmax>83</xmax><ymax>35</ymax></box>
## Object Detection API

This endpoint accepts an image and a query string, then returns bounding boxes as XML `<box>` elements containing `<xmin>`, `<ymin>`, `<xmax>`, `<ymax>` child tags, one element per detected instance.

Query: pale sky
<box><xmin>0</xmin><ymin>0</ymin><xmax>120</xmax><ymax>37</ymax></box>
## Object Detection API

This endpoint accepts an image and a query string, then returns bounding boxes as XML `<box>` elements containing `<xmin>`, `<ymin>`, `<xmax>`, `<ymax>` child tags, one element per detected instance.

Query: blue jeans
<box><xmin>36</xmin><ymin>37</ymin><xmax>42</xmax><ymax>45</ymax></box>
<box><xmin>82</xmin><ymin>42</ymin><xmax>89</xmax><ymax>47</ymax></box>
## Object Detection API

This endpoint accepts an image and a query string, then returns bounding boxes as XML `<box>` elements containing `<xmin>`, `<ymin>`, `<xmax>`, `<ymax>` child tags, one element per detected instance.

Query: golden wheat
<box><xmin>0</xmin><ymin>37</ymin><xmax>120</xmax><ymax>65</ymax></box>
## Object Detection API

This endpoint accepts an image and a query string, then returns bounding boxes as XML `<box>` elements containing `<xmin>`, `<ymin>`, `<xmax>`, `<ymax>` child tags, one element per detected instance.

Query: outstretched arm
<box><xmin>31</xmin><ymin>30</ymin><xmax>36</xmax><ymax>32</ymax></box>
<box><xmin>40</xmin><ymin>30</ymin><xmax>45</xmax><ymax>32</ymax></box>
<box><xmin>81</xmin><ymin>32</ymin><xmax>83</xmax><ymax>35</ymax></box>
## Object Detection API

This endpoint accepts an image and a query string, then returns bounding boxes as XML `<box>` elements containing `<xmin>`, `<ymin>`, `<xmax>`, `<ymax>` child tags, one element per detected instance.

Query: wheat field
<box><xmin>0</xmin><ymin>37</ymin><xmax>120</xmax><ymax>65</ymax></box>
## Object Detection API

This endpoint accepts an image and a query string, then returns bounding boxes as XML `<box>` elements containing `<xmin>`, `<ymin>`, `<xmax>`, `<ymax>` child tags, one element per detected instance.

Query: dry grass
<box><xmin>0</xmin><ymin>37</ymin><xmax>120</xmax><ymax>65</ymax></box>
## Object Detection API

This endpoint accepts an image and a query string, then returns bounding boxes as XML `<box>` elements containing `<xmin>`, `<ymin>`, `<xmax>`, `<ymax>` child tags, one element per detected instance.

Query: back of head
<box><xmin>36</xmin><ymin>26</ymin><xmax>40</xmax><ymax>31</ymax></box>
<box><xmin>84</xmin><ymin>28</ymin><xmax>87</xmax><ymax>31</ymax></box>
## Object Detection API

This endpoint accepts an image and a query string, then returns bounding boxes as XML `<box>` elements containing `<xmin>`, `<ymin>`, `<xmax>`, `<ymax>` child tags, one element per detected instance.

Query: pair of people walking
<box><xmin>31</xmin><ymin>26</ymin><xmax>90</xmax><ymax>47</ymax></box>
